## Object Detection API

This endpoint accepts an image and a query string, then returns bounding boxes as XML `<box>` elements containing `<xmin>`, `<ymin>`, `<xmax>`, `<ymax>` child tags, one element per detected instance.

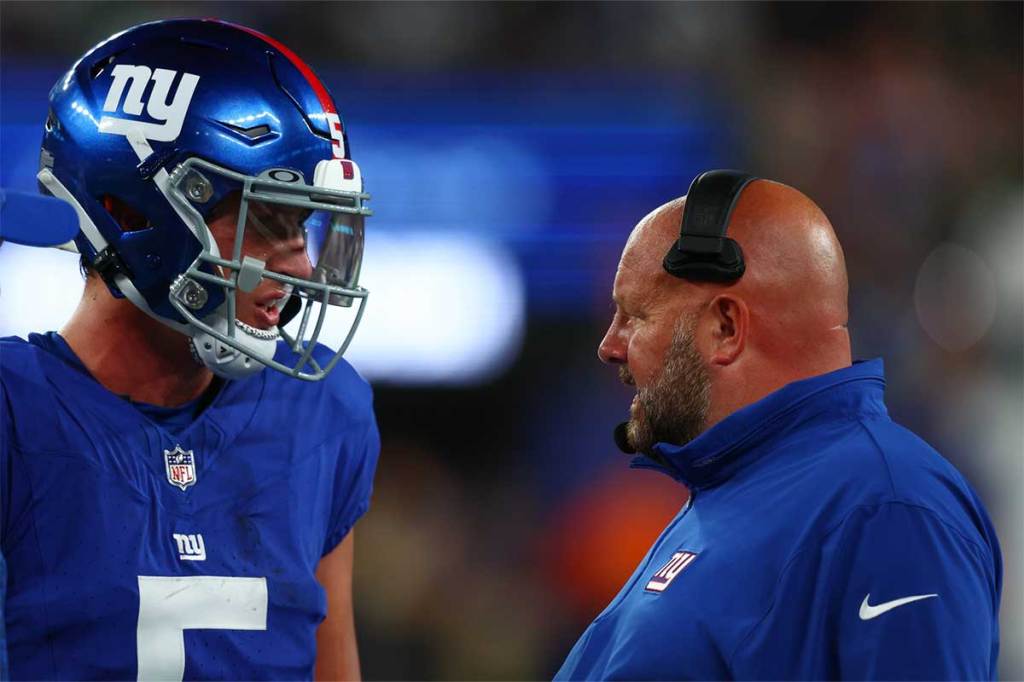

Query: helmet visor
<box><xmin>242</xmin><ymin>195</ymin><xmax>365</xmax><ymax>306</ymax></box>
<box><xmin>304</xmin><ymin>206</ymin><xmax>365</xmax><ymax>307</ymax></box>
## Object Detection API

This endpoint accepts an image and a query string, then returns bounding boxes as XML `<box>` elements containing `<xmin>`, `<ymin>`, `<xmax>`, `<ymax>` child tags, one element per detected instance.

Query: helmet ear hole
<box><xmin>100</xmin><ymin>195</ymin><xmax>151</xmax><ymax>232</ymax></box>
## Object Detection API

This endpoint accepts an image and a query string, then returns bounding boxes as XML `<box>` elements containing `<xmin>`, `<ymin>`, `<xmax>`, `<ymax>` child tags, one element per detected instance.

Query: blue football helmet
<box><xmin>38</xmin><ymin>18</ymin><xmax>370</xmax><ymax>381</ymax></box>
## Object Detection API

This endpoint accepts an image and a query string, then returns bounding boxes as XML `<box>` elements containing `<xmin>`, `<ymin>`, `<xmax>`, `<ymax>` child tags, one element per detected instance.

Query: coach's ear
<box><xmin>705</xmin><ymin>294</ymin><xmax>747</xmax><ymax>366</ymax></box>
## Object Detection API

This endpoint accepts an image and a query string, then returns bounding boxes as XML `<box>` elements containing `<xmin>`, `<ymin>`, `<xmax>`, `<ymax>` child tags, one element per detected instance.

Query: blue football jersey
<box><xmin>0</xmin><ymin>333</ymin><xmax>380</xmax><ymax>680</ymax></box>
<box><xmin>555</xmin><ymin>360</ymin><xmax>1001</xmax><ymax>680</ymax></box>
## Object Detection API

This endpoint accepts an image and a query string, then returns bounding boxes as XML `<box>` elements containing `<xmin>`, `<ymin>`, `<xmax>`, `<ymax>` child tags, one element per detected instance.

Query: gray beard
<box><xmin>626</xmin><ymin>317</ymin><xmax>711</xmax><ymax>455</ymax></box>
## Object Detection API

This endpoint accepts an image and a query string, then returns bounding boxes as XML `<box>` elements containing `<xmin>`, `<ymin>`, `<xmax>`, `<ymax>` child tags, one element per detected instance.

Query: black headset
<box><xmin>662</xmin><ymin>169</ymin><xmax>758</xmax><ymax>283</ymax></box>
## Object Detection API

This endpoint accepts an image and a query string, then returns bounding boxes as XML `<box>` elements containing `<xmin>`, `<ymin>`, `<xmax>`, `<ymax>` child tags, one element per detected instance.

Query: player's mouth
<box><xmin>252</xmin><ymin>304</ymin><xmax>280</xmax><ymax>328</ymax></box>
<box><xmin>249</xmin><ymin>290</ymin><xmax>289</xmax><ymax>329</ymax></box>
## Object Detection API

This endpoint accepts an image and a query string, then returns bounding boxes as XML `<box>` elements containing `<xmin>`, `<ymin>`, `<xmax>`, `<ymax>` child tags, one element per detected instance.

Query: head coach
<box><xmin>555</xmin><ymin>171</ymin><xmax>1001</xmax><ymax>680</ymax></box>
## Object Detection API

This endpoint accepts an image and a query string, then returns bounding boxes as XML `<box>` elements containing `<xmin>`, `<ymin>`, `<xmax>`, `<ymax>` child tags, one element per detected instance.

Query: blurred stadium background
<box><xmin>1</xmin><ymin>1</ymin><xmax>1021</xmax><ymax>678</ymax></box>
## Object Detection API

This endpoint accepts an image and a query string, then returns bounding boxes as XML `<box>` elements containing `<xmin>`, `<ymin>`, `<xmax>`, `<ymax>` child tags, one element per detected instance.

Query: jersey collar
<box><xmin>630</xmin><ymin>359</ymin><xmax>888</xmax><ymax>490</ymax></box>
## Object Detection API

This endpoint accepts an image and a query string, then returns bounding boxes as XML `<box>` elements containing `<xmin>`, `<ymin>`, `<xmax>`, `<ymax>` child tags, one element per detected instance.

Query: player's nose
<box><xmin>272</xmin><ymin>240</ymin><xmax>314</xmax><ymax>280</ymax></box>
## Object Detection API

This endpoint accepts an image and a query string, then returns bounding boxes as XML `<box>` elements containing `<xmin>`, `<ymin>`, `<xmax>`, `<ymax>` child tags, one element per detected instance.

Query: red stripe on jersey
<box><xmin>209</xmin><ymin>20</ymin><xmax>338</xmax><ymax>117</ymax></box>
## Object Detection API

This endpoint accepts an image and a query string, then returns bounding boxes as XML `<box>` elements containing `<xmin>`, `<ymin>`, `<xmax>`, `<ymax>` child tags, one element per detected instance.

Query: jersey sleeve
<box><xmin>731</xmin><ymin>501</ymin><xmax>1000</xmax><ymax>680</ymax></box>
<box><xmin>321</xmin><ymin>412</ymin><xmax>380</xmax><ymax>557</ymax></box>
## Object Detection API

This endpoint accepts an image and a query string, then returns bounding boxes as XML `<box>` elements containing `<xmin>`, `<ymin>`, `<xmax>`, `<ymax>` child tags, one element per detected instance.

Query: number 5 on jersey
<box><xmin>137</xmin><ymin>576</ymin><xmax>268</xmax><ymax>681</ymax></box>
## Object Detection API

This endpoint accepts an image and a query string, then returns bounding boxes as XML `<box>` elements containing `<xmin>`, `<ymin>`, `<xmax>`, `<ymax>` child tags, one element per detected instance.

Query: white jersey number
<box><xmin>136</xmin><ymin>575</ymin><xmax>268</xmax><ymax>681</ymax></box>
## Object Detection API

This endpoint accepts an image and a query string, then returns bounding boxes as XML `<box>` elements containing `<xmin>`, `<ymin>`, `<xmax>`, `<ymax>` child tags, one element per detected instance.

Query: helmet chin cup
<box><xmin>189</xmin><ymin>309</ymin><xmax>278</xmax><ymax>380</ymax></box>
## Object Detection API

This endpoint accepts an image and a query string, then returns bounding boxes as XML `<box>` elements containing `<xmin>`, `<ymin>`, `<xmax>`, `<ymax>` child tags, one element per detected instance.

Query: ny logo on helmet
<box><xmin>98</xmin><ymin>64</ymin><xmax>200</xmax><ymax>142</ymax></box>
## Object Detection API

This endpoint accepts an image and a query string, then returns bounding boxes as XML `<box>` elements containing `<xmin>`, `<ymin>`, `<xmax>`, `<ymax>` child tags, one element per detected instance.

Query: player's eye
<box><xmin>247</xmin><ymin>201</ymin><xmax>308</xmax><ymax>243</ymax></box>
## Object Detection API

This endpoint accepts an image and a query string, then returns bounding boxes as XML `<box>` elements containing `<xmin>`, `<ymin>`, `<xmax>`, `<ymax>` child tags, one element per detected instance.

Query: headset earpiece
<box><xmin>662</xmin><ymin>169</ymin><xmax>758</xmax><ymax>283</ymax></box>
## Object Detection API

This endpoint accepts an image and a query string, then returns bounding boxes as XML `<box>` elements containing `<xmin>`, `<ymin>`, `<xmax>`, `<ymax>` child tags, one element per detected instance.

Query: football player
<box><xmin>0</xmin><ymin>19</ymin><xmax>379</xmax><ymax>680</ymax></box>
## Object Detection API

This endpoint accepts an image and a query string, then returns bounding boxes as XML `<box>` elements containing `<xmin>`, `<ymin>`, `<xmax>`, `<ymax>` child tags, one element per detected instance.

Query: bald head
<box><xmin>726</xmin><ymin>179</ymin><xmax>849</xmax><ymax>333</ymax></box>
<box><xmin>601</xmin><ymin>178</ymin><xmax>852</xmax><ymax>438</ymax></box>
<box><xmin>626</xmin><ymin>179</ymin><xmax>848</xmax><ymax>349</ymax></box>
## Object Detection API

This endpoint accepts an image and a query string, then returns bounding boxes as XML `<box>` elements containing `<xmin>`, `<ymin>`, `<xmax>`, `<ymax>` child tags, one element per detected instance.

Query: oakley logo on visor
<box><xmin>99</xmin><ymin>64</ymin><xmax>200</xmax><ymax>142</ymax></box>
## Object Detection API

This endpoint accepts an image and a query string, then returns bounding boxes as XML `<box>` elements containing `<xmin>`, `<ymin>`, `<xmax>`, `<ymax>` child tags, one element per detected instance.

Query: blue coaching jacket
<box><xmin>556</xmin><ymin>360</ymin><xmax>1001</xmax><ymax>680</ymax></box>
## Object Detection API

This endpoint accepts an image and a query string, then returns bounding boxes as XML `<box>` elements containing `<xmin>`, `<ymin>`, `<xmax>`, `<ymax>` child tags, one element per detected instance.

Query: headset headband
<box><xmin>662</xmin><ymin>169</ymin><xmax>758</xmax><ymax>282</ymax></box>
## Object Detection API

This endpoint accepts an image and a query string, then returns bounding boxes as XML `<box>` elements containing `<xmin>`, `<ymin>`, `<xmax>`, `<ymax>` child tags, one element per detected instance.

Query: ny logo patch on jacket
<box><xmin>645</xmin><ymin>550</ymin><xmax>698</xmax><ymax>593</ymax></box>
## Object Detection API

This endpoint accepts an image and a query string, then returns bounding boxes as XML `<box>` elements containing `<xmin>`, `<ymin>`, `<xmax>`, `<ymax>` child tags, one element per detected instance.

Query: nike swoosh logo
<box><xmin>859</xmin><ymin>593</ymin><xmax>938</xmax><ymax>620</ymax></box>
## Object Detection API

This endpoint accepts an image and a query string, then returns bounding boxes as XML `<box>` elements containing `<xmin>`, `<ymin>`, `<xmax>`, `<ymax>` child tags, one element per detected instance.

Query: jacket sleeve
<box><xmin>731</xmin><ymin>501</ymin><xmax>1000</xmax><ymax>680</ymax></box>
<box><xmin>829</xmin><ymin>502</ymin><xmax>999</xmax><ymax>680</ymax></box>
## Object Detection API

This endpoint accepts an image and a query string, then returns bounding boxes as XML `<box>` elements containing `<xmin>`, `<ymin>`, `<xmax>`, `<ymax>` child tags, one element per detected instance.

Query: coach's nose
<box><xmin>598</xmin><ymin>316</ymin><xmax>627</xmax><ymax>365</ymax></box>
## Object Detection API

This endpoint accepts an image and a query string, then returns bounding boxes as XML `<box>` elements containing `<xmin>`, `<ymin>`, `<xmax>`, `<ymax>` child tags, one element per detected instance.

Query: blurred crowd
<box><xmin>2</xmin><ymin>2</ymin><xmax>1021</xmax><ymax>679</ymax></box>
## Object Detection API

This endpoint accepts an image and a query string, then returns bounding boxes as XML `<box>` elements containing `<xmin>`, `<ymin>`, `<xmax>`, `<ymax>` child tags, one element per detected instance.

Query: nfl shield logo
<box><xmin>164</xmin><ymin>445</ymin><xmax>197</xmax><ymax>491</ymax></box>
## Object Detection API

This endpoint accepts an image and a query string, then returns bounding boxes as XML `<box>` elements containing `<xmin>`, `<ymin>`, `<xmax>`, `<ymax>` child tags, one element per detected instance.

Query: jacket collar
<box><xmin>630</xmin><ymin>359</ymin><xmax>888</xmax><ymax>490</ymax></box>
